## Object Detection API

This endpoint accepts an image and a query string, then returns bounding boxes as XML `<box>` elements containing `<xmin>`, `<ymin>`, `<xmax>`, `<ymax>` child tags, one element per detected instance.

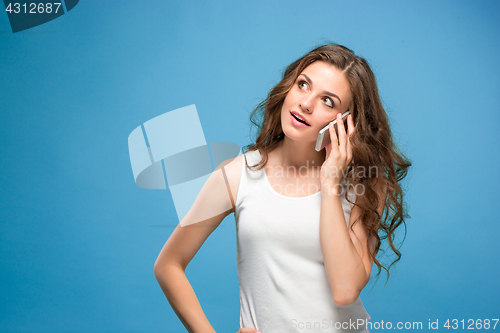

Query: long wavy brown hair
<box><xmin>243</xmin><ymin>44</ymin><xmax>412</xmax><ymax>281</ymax></box>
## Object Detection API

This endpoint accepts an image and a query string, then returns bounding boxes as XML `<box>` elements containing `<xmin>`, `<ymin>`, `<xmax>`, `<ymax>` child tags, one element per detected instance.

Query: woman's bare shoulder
<box><xmin>214</xmin><ymin>154</ymin><xmax>244</xmax><ymax>209</ymax></box>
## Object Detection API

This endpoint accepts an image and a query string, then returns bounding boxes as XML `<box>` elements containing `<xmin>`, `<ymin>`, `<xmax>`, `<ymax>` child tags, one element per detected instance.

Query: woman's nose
<box><xmin>299</xmin><ymin>96</ymin><xmax>314</xmax><ymax>114</ymax></box>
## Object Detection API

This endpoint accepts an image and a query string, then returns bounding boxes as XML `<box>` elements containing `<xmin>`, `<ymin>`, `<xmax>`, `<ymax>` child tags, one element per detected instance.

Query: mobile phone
<box><xmin>315</xmin><ymin>111</ymin><xmax>350</xmax><ymax>152</ymax></box>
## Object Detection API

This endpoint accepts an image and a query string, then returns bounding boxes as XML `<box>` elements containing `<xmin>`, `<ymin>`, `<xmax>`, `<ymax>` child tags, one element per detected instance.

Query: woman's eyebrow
<box><xmin>300</xmin><ymin>73</ymin><xmax>342</xmax><ymax>105</ymax></box>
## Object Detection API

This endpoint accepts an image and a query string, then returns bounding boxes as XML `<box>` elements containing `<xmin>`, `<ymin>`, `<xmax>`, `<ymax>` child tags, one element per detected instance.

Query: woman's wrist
<box><xmin>320</xmin><ymin>180</ymin><xmax>343</xmax><ymax>196</ymax></box>
<box><xmin>320</xmin><ymin>168</ymin><xmax>344</xmax><ymax>188</ymax></box>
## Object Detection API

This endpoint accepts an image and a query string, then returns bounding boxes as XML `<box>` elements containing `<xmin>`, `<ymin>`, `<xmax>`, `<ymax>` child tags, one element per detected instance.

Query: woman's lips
<box><xmin>290</xmin><ymin>111</ymin><xmax>310</xmax><ymax>127</ymax></box>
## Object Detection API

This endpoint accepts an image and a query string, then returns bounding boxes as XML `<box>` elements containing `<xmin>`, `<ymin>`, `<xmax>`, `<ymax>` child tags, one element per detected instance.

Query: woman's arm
<box><xmin>154</xmin><ymin>156</ymin><xmax>242</xmax><ymax>332</ymax></box>
<box><xmin>319</xmin><ymin>178</ymin><xmax>386</xmax><ymax>306</ymax></box>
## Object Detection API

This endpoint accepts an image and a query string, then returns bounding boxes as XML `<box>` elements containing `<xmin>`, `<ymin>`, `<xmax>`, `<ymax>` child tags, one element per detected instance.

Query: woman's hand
<box><xmin>320</xmin><ymin>113</ymin><xmax>355</xmax><ymax>187</ymax></box>
<box><xmin>235</xmin><ymin>328</ymin><xmax>261</xmax><ymax>333</ymax></box>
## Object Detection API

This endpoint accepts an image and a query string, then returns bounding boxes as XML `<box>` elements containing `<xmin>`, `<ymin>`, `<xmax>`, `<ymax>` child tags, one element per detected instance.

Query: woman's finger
<box><xmin>329</xmin><ymin>121</ymin><xmax>338</xmax><ymax>154</ymax></box>
<box><xmin>346</xmin><ymin>114</ymin><xmax>354</xmax><ymax>162</ymax></box>
<box><xmin>347</xmin><ymin>114</ymin><xmax>355</xmax><ymax>137</ymax></box>
<box><xmin>336</xmin><ymin>112</ymin><xmax>347</xmax><ymax>152</ymax></box>
<box><xmin>346</xmin><ymin>135</ymin><xmax>352</xmax><ymax>164</ymax></box>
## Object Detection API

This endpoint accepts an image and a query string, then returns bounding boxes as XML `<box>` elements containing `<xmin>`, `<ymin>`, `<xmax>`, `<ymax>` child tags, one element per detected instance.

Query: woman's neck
<box><xmin>271</xmin><ymin>137</ymin><xmax>326</xmax><ymax>170</ymax></box>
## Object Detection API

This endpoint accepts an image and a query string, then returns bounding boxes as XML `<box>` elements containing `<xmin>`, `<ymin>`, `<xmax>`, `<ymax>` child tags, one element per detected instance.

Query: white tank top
<box><xmin>234</xmin><ymin>149</ymin><xmax>371</xmax><ymax>332</ymax></box>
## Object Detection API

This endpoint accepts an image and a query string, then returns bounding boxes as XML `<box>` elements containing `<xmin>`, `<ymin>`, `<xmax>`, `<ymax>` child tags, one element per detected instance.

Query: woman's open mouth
<box><xmin>290</xmin><ymin>111</ymin><xmax>310</xmax><ymax>127</ymax></box>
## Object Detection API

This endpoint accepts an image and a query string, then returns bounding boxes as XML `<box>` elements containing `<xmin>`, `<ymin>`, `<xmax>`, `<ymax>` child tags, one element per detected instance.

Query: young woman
<box><xmin>154</xmin><ymin>44</ymin><xmax>411</xmax><ymax>333</ymax></box>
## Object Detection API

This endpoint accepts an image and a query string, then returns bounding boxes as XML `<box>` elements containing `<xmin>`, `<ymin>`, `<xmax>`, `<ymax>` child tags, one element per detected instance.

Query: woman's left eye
<box><xmin>322</xmin><ymin>97</ymin><xmax>334</xmax><ymax>108</ymax></box>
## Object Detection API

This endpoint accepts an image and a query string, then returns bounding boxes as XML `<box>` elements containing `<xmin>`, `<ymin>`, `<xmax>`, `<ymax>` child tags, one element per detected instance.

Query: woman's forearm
<box><xmin>319</xmin><ymin>183</ymin><xmax>369</xmax><ymax>306</ymax></box>
<box><xmin>154</xmin><ymin>263</ymin><xmax>216</xmax><ymax>333</ymax></box>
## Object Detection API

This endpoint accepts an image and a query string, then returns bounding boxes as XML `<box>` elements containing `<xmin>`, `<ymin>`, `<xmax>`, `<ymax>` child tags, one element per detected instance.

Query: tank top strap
<box><xmin>235</xmin><ymin>150</ymin><xmax>263</xmax><ymax>217</ymax></box>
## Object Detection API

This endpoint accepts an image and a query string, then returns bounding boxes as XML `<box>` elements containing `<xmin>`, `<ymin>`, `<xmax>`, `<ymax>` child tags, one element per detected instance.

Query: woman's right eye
<box><xmin>298</xmin><ymin>80</ymin><xmax>309</xmax><ymax>90</ymax></box>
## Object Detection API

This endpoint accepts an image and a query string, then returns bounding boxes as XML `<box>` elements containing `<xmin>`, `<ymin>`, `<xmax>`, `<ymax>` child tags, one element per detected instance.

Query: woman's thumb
<box><xmin>236</xmin><ymin>329</ymin><xmax>262</xmax><ymax>333</ymax></box>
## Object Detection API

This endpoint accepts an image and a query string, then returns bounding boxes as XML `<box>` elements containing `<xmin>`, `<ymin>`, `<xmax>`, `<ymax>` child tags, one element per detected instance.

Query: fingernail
<box><xmin>348</xmin><ymin>115</ymin><xmax>352</xmax><ymax>120</ymax></box>
<box><xmin>330</xmin><ymin>122</ymin><xmax>333</xmax><ymax>128</ymax></box>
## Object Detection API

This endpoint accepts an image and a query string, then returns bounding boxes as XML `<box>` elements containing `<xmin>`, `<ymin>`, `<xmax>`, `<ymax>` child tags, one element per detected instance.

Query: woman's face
<box><xmin>280</xmin><ymin>61</ymin><xmax>352</xmax><ymax>144</ymax></box>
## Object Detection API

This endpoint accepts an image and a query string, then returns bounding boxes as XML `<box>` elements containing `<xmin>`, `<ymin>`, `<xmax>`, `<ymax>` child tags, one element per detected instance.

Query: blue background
<box><xmin>1</xmin><ymin>1</ymin><xmax>499</xmax><ymax>332</ymax></box>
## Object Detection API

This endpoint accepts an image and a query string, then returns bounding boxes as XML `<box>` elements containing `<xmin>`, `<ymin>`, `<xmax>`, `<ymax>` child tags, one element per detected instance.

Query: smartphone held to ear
<box><xmin>315</xmin><ymin>111</ymin><xmax>350</xmax><ymax>152</ymax></box>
